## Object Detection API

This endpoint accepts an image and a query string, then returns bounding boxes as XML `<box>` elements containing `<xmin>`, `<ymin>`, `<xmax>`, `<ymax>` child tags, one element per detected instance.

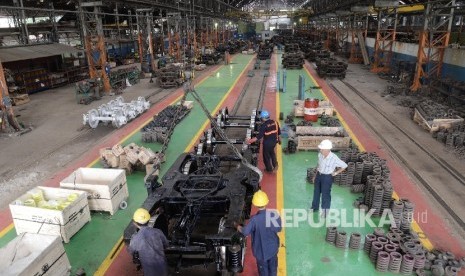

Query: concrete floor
<box><xmin>0</xmin><ymin>65</ymin><xmax>213</xmax><ymax>209</ymax></box>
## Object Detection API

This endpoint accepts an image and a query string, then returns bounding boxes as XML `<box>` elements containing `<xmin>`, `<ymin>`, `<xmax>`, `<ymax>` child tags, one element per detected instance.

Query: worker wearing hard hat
<box><xmin>128</xmin><ymin>208</ymin><xmax>169</xmax><ymax>276</ymax></box>
<box><xmin>310</xmin><ymin>139</ymin><xmax>348</xmax><ymax>218</ymax></box>
<box><xmin>236</xmin><ymin>190</ymin><xmax>282</xmax><ymax>276</ymax></box>
<box><xmin>247</xmin><ymin>110</ymin><xmax>281</xmax><ymax>173</ymax></box>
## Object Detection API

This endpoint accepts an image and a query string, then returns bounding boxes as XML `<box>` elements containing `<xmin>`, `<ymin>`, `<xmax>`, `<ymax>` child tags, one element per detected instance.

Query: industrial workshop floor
<box><xmin>0</xmin><ymin>53</ymin><xmax>464</xmax><ymax>276</ymax></box>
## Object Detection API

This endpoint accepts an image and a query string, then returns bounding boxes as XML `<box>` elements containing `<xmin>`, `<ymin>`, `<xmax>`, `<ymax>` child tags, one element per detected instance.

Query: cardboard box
<box><xmin>60</xmin><ymin>168</ymin><xmax>128</xmax><ymax>215</ymax></box>
<box><xmin>0</xmin><ymin>233</ymin><xmax>71</xmax><ymax>276</ymax></box>
<box><xmin>10</xmin><ymin>186</ymin><xmax>91</xmax><ymax>243</ymax></box>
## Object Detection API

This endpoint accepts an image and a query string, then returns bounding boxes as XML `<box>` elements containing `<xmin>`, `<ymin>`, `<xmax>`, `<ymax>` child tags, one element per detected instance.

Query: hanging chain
<box><xmin>158</xmin><ymin>85</ymin><xmax>189</xmax><ymax>156</ymax></box>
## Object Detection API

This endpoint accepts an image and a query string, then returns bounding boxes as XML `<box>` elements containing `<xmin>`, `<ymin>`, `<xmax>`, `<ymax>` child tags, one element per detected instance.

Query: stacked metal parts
<box><xmin>282</xmin><ymin>44</ymin><xmax>304</xmax><ymax>69</ymax></box>
<box><xmin>315</xmin><ymin>58</ymin><xmax>348</xmax><ymax>79</ymax></box>
<box><xmin>325</xmin><ymin>227</ymin><xmax>361</xmax><ymax>250</ymax></box>
<box><xmin>109</xmin><ymin>66</ymin><xmax>141</xmax><ymax>92</ymax></box>
<box><xmin>141</xmin><ymin>104</ymin><xmax>191</xmax><ymax>143</ymax></box>
<box><xmin>157</xmin><ymin>65</ymin><xmax>185</xmax><ymax>88</ymax></box>
<box><xmin>363</xmin><ymin>227</ymin><xmax>464</xmax><ymax>275</ymax></box>
<box><xmin>414</xmin><ymin>100</ymin><xmax>465</xmax><ymax>159</ymax></box>
<box><xmin>82</xmin><ymin>96</ymin><xmax>150</xmax><ymax>128</ymax></box>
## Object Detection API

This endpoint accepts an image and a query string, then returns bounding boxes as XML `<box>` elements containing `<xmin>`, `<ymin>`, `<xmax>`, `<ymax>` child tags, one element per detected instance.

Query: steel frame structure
<box><xmin>78</xmin><ymin>0</ymin><xmax>111</xmax><ymax>93</ymax></box>
<box><xmin>411</xmin><ymin>0</ymin><xmax>456</xmax><ymax>92</ymax></box>
<box><xmin>371</xmin><ymin>3</ymin><xmax>399</xmax><ymax>73</ymax></box>
<box><xmin>348</xmin><ymin>11</ymin><xmax>368</xmax><ymax>64</ymax></box>
<box><xmin>136</xmin><ymin>9</ymin><xmax>156</xmax><ymax>72</ymax></box>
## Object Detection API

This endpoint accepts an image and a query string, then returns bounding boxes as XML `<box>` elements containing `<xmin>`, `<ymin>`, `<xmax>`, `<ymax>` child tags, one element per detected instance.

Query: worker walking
<box><xmin>310</xmin><ymin>140</ymin><xmax>348</xmax><ymax>217</ymax></box>
<box><xmin>236</xmin><ymin>190</ymin><xmax>282</xmax><ymax>276</ymax></box>
<box><xmin>128</xmin><ymin>208</ymin><xmax>169</xmax><ymax>276</ymax></box>
<box><xmin>247</xmin><ymin>110</ymin><xmax>281</xmax><ymax>173</ymax></box>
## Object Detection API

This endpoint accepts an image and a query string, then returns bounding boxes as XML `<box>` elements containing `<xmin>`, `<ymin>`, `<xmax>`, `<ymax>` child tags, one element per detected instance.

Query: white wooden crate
<box><xmin>0</xmin><ymin>233</ymin><xmax>71</xmax><ymax>276</ymax></box>
<box><xmin>60</xmin><ymin>168</ymin><xmax>128</xmax><ymax>215</ymax></box>
<box><xmin>10</xmin><ymin>186</ymin><xmax>91</xmax><ymax>243</ymax></box>
<box><xmin>296</xmin><ymin>136</ymin><xmax>351</xmax><ymax>151</ymax></box>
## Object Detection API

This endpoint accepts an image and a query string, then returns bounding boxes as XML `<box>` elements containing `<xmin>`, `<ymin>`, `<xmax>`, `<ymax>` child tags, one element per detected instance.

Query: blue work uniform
<box><xmin>128</xmin><ymin>226</ymin><xmax>169</xmax><ymax>276</ymax></box>
<box><xmin>256</xmin><ymin>119</ymin><xmax>281</xmax><ymax>172</ymax></box>
<box><xmin>311</xmin><ymin>152</ymin><xmax>348</xmax><ymax>212</ymax></box>
<box><xmin>242</xmin><ymin>209</ymin><xmax>282</xmax><ymax>276</ymax></box>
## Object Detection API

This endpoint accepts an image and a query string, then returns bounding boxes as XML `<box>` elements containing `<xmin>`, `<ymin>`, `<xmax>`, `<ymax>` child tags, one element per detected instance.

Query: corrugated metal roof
<box><xmin>0</xmin><ymin>43</ymin><xmax>83</xmax><ymax>63</ymax></box>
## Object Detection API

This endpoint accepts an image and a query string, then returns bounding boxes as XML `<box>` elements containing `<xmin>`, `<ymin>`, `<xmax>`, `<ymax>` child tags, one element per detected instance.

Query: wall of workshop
<box><xmin>360</xmin><ymin>37</ymin><xmax>465</xmax><ymax>81</ymax></box>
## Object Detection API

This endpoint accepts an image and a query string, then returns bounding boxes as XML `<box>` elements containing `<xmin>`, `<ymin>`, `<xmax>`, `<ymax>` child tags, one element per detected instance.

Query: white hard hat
<box><xmin>318</xmin><ymin>139</ymin><xmax>333</xmax><ymax>150</ymax></box>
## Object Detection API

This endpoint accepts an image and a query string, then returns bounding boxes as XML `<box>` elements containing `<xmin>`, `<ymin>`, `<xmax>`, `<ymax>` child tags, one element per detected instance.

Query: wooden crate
<box><xmin>296</xmin><ymin>136</ymin><xmax>351</xmax><ymax>151</ymax></box>
<box><xmin>0</xmin><ymin>233</ymin><xmax>71</xmax><ymax>276</ymax></box>
<box><xmin>9</xmin><ymin>187</ymin><xmax>91</xmax><ymax>243</ymax></box>
<box><xmin>413</xmin><ymin>108</ymin><xmax>463</xmax><ymax>133</ymax></box>
<box><xmin>296</xmin><ymin>126</ymin><xmax>345</xmax><ymax>136</ymax></box>
<box><xmin>293</xmin><ymin>100</ymin><xmax>335</xmax><ymax>117</ymax></box>
<box><xmin>60</xmin><ymin>168</ymin><xmax>128</xmax><ymax>216</ymax></box>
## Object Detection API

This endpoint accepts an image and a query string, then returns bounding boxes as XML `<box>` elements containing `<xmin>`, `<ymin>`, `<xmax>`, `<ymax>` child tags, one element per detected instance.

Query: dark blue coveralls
<box><xmin>128</xmin><ymin>227</ymin><xmax>169</xmax><ymax>276</ymax></box>
<box><xmin>256</xmin><ymin>119</ymin><xmax>281</xmax><ymax>172</ymax></box>
<box><xmin>242</xmin><ymin>209</ymin><xmax>282</xmax><ymax>276</ymax></box>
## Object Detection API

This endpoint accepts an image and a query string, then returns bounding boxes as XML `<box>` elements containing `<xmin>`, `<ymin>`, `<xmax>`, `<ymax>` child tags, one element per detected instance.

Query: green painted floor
<box><xmin>277</xmin><ymin>53</ymin><xmax>397</xmax><ymax>275</ymax></box>
<box><xmin>0</xmin><ymin>54</ymin><xmax>254</xmax><ymax>275</ymax></box>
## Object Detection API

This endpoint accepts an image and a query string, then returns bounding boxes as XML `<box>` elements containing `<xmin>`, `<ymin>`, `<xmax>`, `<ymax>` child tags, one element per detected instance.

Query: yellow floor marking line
<box><xmin>276</xmin><ymin>52</ymin><xmax>287</xmax><ymax>276</ymax></box>
<box><xmin>304</xmin><ymin>65</ymin><xmax>433</xmax><ymax>251</ymax></box>
<box><xmin>95</xmin><ymin>56</ymin><xmax>252</xmax><ymax>275</ymax></box>
<box><xmin>0</xmin><ymin>224</ymin><xmax>13</xmax><ymax>239</ymax></box>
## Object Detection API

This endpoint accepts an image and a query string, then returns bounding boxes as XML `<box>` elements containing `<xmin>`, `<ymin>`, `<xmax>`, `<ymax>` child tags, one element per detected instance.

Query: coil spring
<box><xmin>228</xmin><ymin>247</ymin><xmax>241</xmax><ymax>268</ymax></box>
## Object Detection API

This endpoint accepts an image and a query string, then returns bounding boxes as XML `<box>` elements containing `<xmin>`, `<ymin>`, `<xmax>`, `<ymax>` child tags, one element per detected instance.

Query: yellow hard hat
<box><xmin>133</xmin><ymin>208</ymin><xmax>151</xmax><ymax>224</ymax></box>
<box><xmin>252</xmin><ymin>190</ymin><xmax>269</xmax><ymax>207</ymax></box>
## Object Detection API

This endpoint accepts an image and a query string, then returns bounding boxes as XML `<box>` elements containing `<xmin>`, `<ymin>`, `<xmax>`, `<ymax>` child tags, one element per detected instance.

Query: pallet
<box><xmin>293</xmin><ymin>100</ymin><xmax>335</xmax><ymax>117</ymax></box>
<box><xmin>296</xmin><ymin>136</ymin><xmax>351</xmax><ymax>151</ymax></box>
<box><xmin>413</xmin><ymin>108</ymin><xmax>463</xmax><ymax>133</ymax></box>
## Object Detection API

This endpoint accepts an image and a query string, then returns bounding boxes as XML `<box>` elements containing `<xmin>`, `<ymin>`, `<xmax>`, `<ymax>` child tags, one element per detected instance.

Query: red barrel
<box><xmin>304</xmin><ymin>98</ymin><xmax>319</xmax><ymax>122</ymax></box>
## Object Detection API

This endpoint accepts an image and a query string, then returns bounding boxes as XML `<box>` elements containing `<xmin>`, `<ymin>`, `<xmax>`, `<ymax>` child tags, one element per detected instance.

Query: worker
<box><xmin>128</xmin><ymin>208</ymin><xmax>169</xmax><ymax>276</ymax></box>
<box><xmin>310</xmin><ymin>139</ymin><xmax>348</xmax><ymax>217</ymax></box>
<box><xmin>247</xmin><ymin>110</ymin><xmax>281</xmax><ymax>173</ymax></box>
<box><xmin>236</xmin><ymin>190</ymin><xmax>281</xmax><ymax>276</ymax></box>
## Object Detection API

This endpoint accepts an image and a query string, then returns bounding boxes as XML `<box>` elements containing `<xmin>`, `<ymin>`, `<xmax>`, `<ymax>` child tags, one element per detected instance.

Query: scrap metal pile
<box><xmin>82</xmin><ymin>96</ymin><xmax>150</xmax><ymax>128</ymax></box>
<box><xmin>157</xmin><ymin>65</ymin><xmax>185</xmax><ymax>88</ymax></box>
<box><xmin>141</xmin><ymin>102</ymin><xmax>192</xmax><ymax>143</ymax></box>
<box><xmin>124</xmin><ymin>109</ymin><xmax>261</xmax><ymax>274</ymax></box>
<box><xmin>316</xmin><ymin>58</ymin><xmax>348</xmax><ymax>79</ymax></box>
<box><xmin>282</xmin><ymin>43</ymin><xmax>304</xmax><ymax>69</ymax></box>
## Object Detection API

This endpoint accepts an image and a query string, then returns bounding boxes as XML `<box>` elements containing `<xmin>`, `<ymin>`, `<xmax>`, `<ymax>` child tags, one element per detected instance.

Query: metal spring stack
<box><xmin>401</xmin><ymin>200</ymin><xmax>415</xmax><ymax>232</ymax></box>
<box><xmin>389</xmin><ymin>252</ymin><xmax>403</xmax><ymax>273</ymax></box>
<box><xmin>325</xmin><ymin>227</ymin><xmax>337</xmax><ymax>244</ymax></box>
<box><xmin>306</xmin><ymin>167</ymin><xmax>317</xmax><ymax>183</ymax></box>
<box><xmin>400</xmin><ymin>254</ymin><xmax>415</xmax><ymax>275</ymax></box>
<box><xmin>335</xmin><ymin>231</ymin><xmax>347</xmax><ymax>248</ymax></box>
<box><xmin>364</xmin><ymin>234</ymin><xmax>377</xmax><ymax>254</ymax></box>
<box><xmin>349</xmin><ymin>233</ymin><xmax>361</xmax><ymax>249</ymax></box>
<box><xmin>376</xmin><ymin>251</ymin><xmax>390</xmax><ymax>272</ymax></box>
<box><xmin>141</xmin><ymin>105</ymin><xmax>190</xmax><ymax>143</ymax></box>
<box><xmin>391</xmin><ymin>200</ymin><xmax>404</xmax><ymax>228</ymax></box>
<box><xmin>370</xmin><ymin>241</ymin><xmax>384</xmax><ymax>263</ymax></box>
<box><xmin>414</xmin><ymin>251</ymin><xmax>426</xmax><ymax>270</ymax></box>
<box><xmin>371</xmin><ymin>185</ymin><xmax>384</xmax><ymax>216</ymax></box>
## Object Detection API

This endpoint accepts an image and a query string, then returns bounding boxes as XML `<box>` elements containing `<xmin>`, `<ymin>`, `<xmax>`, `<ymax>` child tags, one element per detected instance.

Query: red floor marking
<box><xmin>305</xmin><ymin>61</ymin><xmax>465</xmax><ymax>256</ymax></box>
<box><xmin>106</xmin><ymin>58</ymin><xmax>260</xmax><ymax>275</ymax></box>
<box><xmin>0</xmin><ymin>64</ymin><xmax>221</xmax><ymax>232</ymax></box>
<box><xmin>242</xmin><ymin>53</ymin><xmax>279</xmax><ymax>276</ymax></box>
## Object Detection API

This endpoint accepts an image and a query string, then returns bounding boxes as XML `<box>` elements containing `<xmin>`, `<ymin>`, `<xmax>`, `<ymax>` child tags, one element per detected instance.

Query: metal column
<box><xmin>411</xmin><ymin>0</ymin><xmax>455</xmax><ymax>92</ymax></box>
<box><xmin>371</xmin><ymin>0</ymin><xmax>399</xmax><ymax>73</ymax></box>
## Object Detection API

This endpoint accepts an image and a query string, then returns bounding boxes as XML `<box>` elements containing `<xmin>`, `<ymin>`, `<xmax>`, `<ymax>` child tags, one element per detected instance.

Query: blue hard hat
<box><xmin>260</xmin><ymin>110</ymin><xmax>270</xmax><ymax>119</ymax></box>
